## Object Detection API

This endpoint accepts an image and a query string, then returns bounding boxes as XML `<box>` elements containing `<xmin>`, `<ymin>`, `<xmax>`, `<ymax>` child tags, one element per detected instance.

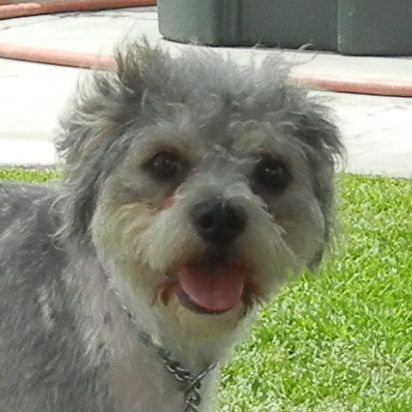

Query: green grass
<box><xmin>0</xmin><ymin>168</ymin><xmax>60</xmax><ymax>184</ymax></box>
<box><xmin>219</xmin><ymin>175</ymin><xmax>411</xmax><ymax>411</ymax></box>
<box><xmin>1</xmin><ymin>170</ymin><xmax>411</xmax><ymax>411</ymax></box>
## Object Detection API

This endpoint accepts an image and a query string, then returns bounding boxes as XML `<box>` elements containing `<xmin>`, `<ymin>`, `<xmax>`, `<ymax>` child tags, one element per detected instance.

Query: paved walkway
<box><xmin>0</xmin><ymin>7</ymin><xmax>411</xmax><ymax>177</ymax></box>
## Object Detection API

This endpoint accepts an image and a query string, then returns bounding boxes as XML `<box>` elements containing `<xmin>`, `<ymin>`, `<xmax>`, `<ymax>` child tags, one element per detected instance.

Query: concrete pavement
<box><xmin>0</xmin><ymin>6</ymin><xmax>411</xmax><ymax>177</ymax></box>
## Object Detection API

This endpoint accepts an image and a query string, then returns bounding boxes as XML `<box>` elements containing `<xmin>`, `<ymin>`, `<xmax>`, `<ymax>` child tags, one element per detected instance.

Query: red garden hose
<box><xmin>0</xmin><ymin>0</ymin><xmax>155</xmax><ymax>19</ymax></box>
<box><xmin>0</xmin><ymin>42</ymin><xmax>116</xmax><ymax>70</ymax></box>
<box><xmin>291</xmin><ymin>73</ymin><xmax>412</xmax><ymax>98</ymax></box>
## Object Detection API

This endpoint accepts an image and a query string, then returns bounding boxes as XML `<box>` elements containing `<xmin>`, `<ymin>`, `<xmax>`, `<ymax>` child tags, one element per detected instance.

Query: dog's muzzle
<box><xmin>163</xmin><ymin>199</ymin><xmax>249</xmax><ymax>314</ymax></box>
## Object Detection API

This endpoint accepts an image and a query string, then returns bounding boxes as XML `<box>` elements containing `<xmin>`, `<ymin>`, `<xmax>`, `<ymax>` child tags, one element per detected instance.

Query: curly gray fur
<box><xmin>0</xmin><ymin>41</ymin><xmax>342</xmax><ymax>411</ymax></box>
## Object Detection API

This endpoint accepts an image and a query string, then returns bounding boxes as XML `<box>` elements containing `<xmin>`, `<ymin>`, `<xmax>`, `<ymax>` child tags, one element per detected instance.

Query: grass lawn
<box><xmin>1</xmin><ymin>170</ymin><xmax>411</xmax><ymax>411</ymax></box>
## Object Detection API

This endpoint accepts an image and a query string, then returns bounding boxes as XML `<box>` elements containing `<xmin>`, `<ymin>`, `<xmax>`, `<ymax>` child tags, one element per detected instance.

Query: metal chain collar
<box><xmin>123</xmin><ymin>307</ymin><xmax>216</xmax><ymax>412</ymax></box>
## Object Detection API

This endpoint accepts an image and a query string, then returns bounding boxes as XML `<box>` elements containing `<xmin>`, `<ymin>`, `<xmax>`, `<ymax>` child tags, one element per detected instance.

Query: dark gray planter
<box><xmin>338</xmin><ymin>0</ymin><xmax>412</xmax><ymax>56</ymax></box>
<box><xmin>158</xmin><ymin>0</ymin><xmax>412</xmax><ymax>56</ymax></box>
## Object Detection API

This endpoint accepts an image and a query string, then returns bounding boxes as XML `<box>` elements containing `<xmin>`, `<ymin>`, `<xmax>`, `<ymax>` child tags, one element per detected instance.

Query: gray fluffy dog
<box><xmin>0</xmin><ymin>42</ymin><xmax>342</xmax><ymax>411</ymax></box>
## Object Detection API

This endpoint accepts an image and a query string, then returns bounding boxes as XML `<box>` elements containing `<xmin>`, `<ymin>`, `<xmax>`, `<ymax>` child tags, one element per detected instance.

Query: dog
<box><xmin>0</xmin><ymin>42</ymin><xmax>342</xmax><ymax>411</ymax></box>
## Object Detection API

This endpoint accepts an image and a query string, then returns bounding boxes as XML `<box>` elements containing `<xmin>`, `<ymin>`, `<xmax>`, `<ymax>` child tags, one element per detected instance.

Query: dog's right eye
<box><xmin>253</xmin><ymin>156</ymin><xmax>291</xmax><ymax>192</ymax></box>
<box><xmin>144</xmin><ymin>151</ymin><xmax>181</xmax><ymax>180</ymax></box>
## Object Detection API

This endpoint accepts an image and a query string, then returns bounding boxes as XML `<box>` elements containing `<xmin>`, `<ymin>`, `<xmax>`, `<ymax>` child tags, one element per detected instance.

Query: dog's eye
<box><xmin>254</xmin><ymin>157</ymin><xmax>290</xmax><ymax>191</ymax></box>
<box><xmin>144</xmin><ymin>151</ymin><xmax>181</xmax><ymax>180</ymax></box>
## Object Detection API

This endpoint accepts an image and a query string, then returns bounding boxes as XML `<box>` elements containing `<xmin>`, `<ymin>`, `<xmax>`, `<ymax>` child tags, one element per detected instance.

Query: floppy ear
<box><xmin>55</xmin><ymin>56</ymin><xmax>145</xmax><ymax>242</ymax></box>
<box><xmin>55</xmin><ymin>42</ymin><xmax>178</xmax><ymax>242</ymax></box>
<box><xmin>292</xmin><ymin>102</ymin><xmax>344</xmax><ymax>268</ymax></box>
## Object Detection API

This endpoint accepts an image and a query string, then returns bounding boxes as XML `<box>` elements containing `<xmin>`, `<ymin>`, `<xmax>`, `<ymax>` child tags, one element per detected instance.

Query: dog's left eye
<box><xmin>253</xmin><ymin>156</ymin><xmax>291</xmax><ymax>192</ymax></box>
<box><xmin>144</xmin><ymin>151</ymin><xmax>181</xmax><ymax>180</ymax></box>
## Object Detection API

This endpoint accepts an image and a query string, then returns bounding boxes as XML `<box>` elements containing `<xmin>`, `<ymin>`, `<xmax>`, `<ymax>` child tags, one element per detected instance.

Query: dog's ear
<box><xmin>55</xmin><ymin>42</ymin><xmax>178</xmax><ymax>242</ymax></box>
<box><xmin>292</xmin><ymin>102</ymin><xmax>344</xmax><ymax>268</ymax></box>
<box><xmin>55</xmin><ymin>45</ymin><xmax>155</xmax><ymax>242</ymax></box>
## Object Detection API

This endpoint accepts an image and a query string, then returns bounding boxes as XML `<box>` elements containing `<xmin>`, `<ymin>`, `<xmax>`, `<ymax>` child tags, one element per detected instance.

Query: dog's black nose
<box><xmin>191</xmin><ymin>200</ymin><xmax>247</xmax><ymax>243</ymax></box>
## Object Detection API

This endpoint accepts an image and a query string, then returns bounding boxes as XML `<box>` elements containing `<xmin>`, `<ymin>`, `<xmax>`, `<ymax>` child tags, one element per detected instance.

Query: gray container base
<box><xmin>158</xmin><ymin>0</ymin><xmax>412</xmax><ymax>56</ymax></box>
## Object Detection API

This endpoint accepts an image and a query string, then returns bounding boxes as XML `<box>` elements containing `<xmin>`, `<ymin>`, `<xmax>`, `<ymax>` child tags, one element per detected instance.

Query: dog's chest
<box><xmin>109</xmin><ymin>352</ymin><xmax>185</xmax><ymax>411</ymax></box>
<box><xmin>107</xmin><ymin>340</ymin><xmax>216</xmax><ymax>412</ymax></box>
<box><xmin>106</xmin><ymin>331</ymin><xmax>216</xmax><ymax>412</ymax></box>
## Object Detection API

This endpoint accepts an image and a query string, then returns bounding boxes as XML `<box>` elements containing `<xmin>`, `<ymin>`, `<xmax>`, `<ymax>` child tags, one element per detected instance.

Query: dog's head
<box><xmin>56</xmin><ymin>42</ymin><xmax>342</xmax><ymax>338</ymax></box>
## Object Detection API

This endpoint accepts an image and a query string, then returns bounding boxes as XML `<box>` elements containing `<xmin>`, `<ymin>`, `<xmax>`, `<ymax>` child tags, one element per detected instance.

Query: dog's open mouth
<box><xmin>175</xmin><ymin>260</ymin><xmax>247</xmax><ymax>315</ymax></box>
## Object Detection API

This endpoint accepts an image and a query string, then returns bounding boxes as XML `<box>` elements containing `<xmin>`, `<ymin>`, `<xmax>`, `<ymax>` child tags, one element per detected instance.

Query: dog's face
<box><xmin>57</xmin><ymin>43</ymin><xmax>342</xmax><ymax>338</ymax></box>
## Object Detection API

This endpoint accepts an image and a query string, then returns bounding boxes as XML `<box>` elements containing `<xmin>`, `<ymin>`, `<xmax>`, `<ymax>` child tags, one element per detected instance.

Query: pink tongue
<box><xmin>178</xmin><ymin>263</ymin><xmax>245</xmax><ymax>312</ymax></box>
